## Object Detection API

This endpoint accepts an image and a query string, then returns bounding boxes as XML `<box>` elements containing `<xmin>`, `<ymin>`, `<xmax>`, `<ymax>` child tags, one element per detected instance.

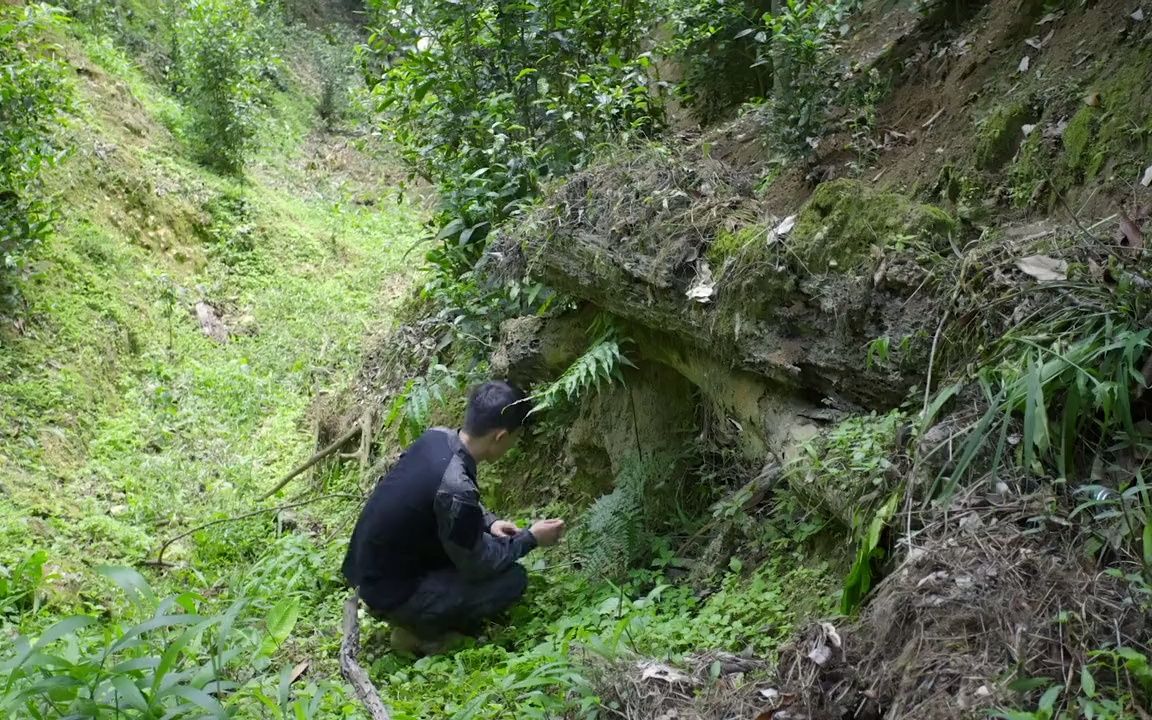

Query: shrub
<box><xmin>0</xmin><ymin>3</ymin><xmax>71</xmax><ymax>311</ymax></box>
<box><xmin>364</xmin><ymin>0</ymin><xmax>665</xmax><ymax>280</ymax></box>
<box><xmin>174</xmin><ymin>0</ymin><xmax>270</xmax><ymax>174</ymax></box>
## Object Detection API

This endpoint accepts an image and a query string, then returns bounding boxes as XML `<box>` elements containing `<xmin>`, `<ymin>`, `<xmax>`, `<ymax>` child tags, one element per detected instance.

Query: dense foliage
<box><xmin>173</xmin><ymin>0</ymin><xmax>272</xmax><ymax>174</ymax></box>
<box><xmin>0</xmin><ymin>4</ymin><xmax>71</xmax><ymax>311</ymax></box>
<box><xmin>363</xmin><ymin>0</ymin><xmax>665</xmax><ymax>279</ymax></box>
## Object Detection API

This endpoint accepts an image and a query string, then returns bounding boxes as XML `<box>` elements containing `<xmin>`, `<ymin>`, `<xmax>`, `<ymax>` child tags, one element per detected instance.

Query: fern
<box><xmin>386</xmin><ymin>364</ymin><xmax>461</xmax><ymax>444</ymax></box>
<box><xmin>531</xmin><ymin>317</ymin><xmax>635</xmax><ymax>414</ymax></box>
<box><xmin>580</xmin><ymin>455</ymin><xmax>670</xmax><ymax>580</ymax></box>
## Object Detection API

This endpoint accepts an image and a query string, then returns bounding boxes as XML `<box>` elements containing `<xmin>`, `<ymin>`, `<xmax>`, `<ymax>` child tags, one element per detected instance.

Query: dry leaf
<box><xmin>1024</xmin><ymin>36</ymin><xmax>1043</xmax><ymax>49</ymax></box>
<box><xmin>1119</xmin><ymin>210</ymin><xmax>1144</xmax><ymax>252</ymax></box>
<box><xmin>1037</xmin><ymin>11</ymin><xmax>1062</xmax><ymax>24</ymax></box>
<box><xmin>686</xmin><ymin>261</ymin><xmax>715</xmax><ymax>303</ymax></box>
<box><xmin>1017</xmin><ymin>55</ymin><xmax>1031</xmax><ymax>73</ymax></box>
<box><xmin>1085</xmin><ymin>90</ymin><xmax>1101</xmax><ymax>107</ymax></box>
<box><xmin>1044</xmin><ymin>117</ymin><xmax>1069</xmax><ymax>139</ymax></box>
<box><xmin>640</xmin><ymin>662</ymin><xmax>694</xmax><ymax>685</ymax></box>
<box><xmin>820</xmin><ymin>622</ymin><xmax>843</xmax><ymax>649</ymax></box>
<box><xmin>1022</xmin><ymin>124</ymin><xmax>1037</xmax><ymax>137</ymax></box>
<box><xmin>807</xmin><ymin>644</ymin><xmax>832</xmax><ymax>666</ymax></box>
<box><xmin>1132</xmin><ymin>8</ymin><xmax>1145</xmax><ymax>21</ymax></box>
<box><xmin>775</xmin><ymin>215</ymin><xmax>797</xmax><ymax>236</ymax></box>
<box><xmin>1141</xmin><ymin>164</ymin><xmax>1152</xmax><ymax>187</ymax></box>
<box><xmin>289</xmin><ymin>660</ymin><xmax>310</xmax><ymax>684</ymax></box>
<box><xmin>1015</xmin><ymin>255</ymin><xmax>1068</xmax><ymax>282</ymax></box>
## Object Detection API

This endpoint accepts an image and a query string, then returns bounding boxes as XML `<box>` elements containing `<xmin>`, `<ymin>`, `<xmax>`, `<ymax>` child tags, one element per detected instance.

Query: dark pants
<box><xmin>370</xmin><ymin>564</ymin><xmax>527</xmax><ymax>638</ymax></box>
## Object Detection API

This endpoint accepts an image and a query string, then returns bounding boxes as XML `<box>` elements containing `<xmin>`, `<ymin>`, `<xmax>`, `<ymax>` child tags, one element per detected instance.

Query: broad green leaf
<box><xmin>262</xmin><ymin>597</ymin><xmax>301</xmax><ymax>654</ymax></box>
<box><xmin>96</xmin><ymin>566</ymin><xmax>156</xmax><ymax>608</ymax></box>
<box><xmin>166</xmin><ymin>685</ymin><xmax>227</xmax><ymax>719</ymax></box>
<box><xmin>34</xmin><ymin>615</ymin><xmax>95</xmax><ymax>650</ymax></box>
<box><xmin>153</xmin><ymin>616</ymin><xmax>220</xmax><ymax>698</ymax></box>
<box><xmin>1143</xmin><ymin>517</ymin><xmax>1152</xmax><ymax>568</ymax></box>
<box><xmin>1080</xmin><ymin>666</ymin><xmax>1096</xmax><ymax>698</ymax></box>
<box><xmin>110</xmin><ymin>675</ymin><xmax>149</xmax><ymax>712</ymax></box>
<box><xmin>112</xmin><ymin>614</ymin><xmax>202</xmax><ymax>653</ymax></box>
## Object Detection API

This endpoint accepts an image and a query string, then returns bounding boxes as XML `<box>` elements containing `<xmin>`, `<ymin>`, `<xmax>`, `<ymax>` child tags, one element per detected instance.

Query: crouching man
<box><xmin>341</xmin><ymin>380</ymin><xmax>566</xmax><ymax>655</ymax></box>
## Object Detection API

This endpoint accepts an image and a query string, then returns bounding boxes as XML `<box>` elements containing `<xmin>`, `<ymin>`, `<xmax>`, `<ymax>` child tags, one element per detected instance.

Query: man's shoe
<box><xmin>389</xmin><ymin>626</ymin><xmax>467</xmax><ymax>656</ymax></box>
<box><xmin>389</xmin><ymin>626</ymin><xmax>422</xmax><ymax>655</ymax></box>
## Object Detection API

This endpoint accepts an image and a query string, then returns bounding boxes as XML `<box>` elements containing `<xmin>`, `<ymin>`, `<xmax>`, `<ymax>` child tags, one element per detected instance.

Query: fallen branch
<box><xmin>341</xmin><ymin>592</ymin><xmax>391</xmax><ymax>720</ymax></box>
<box><xmin>153</xmin><ymin>493</ymin><xmax>363</xmax><ymax>566</ymax></box>
<box><xmin>257</xmin><ymin>424</ymin><xmax>362</xmax><ymax>501</ymax></box>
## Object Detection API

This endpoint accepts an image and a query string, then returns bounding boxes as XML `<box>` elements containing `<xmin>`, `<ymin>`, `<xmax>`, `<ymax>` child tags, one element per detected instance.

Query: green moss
<box><xmin>974</xmin><ymin>102</ymin><xmax>1032</xmax><ymax>170</ymax></box>
<box><xmin>1010</xmin><ymin>130</ymin><xmax>1047</xmax><ymax>208</ymax></box>
<box><xmin>789</xmin><ymin>179</ymin><xmax>956</xmax><ymax>272</ymax></box>
<box><xmin>1062</xmin><ymin>104</ymin><xmax>1099</xmax><ymax>175</ymax></box>
<box><xmin>706</xmin><ymin>224</ymin><xmax>767</xmax><ymax>268</ymax></box>
<box><xmin>1061</xmin><ymin>60</ymin><xmax>1152</xmax><ymax>185</ymax></box>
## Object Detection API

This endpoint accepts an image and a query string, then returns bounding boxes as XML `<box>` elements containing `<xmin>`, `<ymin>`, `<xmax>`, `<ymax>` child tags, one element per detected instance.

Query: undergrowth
<box><xmin>372</xmin><ymin>521</ymin><xmax>835</xmax><ymax>719</ymax></box>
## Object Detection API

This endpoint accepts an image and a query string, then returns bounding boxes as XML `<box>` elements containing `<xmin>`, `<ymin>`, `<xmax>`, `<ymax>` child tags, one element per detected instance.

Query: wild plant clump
<box><xmin>0</xmin><ymin>3</ymin><xmax>71</xmax><ymax>310</ymax></box>
<box><xmin>173</xmin><ymin>0</ymin><xmax>271</xmax><ymax>174</ymax></box>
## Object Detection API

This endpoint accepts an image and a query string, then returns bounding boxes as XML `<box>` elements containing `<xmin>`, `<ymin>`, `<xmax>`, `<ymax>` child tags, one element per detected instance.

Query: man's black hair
<box><xmin>463</xmin><ymin>381</ymin><xmax>531</xmax><ymax>436</ymax></box>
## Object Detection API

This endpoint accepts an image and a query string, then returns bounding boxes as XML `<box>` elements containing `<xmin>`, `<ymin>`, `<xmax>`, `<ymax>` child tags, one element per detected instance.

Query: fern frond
<box><xmin>579</xmin><ymin>455</ymin><xmax>671</xmax><ymax>579</ymax></box>
<box><xmin>531</xmin><ymin>317</ymin><xmax>635</xmax><ymax>413</ymax></box>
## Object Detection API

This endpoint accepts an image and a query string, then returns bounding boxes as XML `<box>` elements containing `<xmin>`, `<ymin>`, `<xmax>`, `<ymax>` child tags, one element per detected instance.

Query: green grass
<box><xmin>0</xmin><ymin>19</ymin><xmax>423</xmax><ymax>595</ymax></box>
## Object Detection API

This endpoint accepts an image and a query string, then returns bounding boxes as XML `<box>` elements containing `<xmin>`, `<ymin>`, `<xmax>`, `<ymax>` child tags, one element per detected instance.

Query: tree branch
<box><xmin>153</xmin><ymin>493</ymin><xmax>363</xmax><ymax>566</ymax></box>
<box><xmin>341</xmin><ymin>592</ymin><xmax>391</xmax><ymax>720</ymax></box>
<box><xmin>256</xmin><ymin>424</ymin><xmax>362</xmax><ymax>501</ymax></box>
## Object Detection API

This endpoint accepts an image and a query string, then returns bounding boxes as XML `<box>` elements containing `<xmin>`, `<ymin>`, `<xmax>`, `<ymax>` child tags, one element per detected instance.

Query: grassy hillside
<box><xmin>1</xmin><ymin>6</ymin><xmax>425</xmax><ymax>716</ymax></box>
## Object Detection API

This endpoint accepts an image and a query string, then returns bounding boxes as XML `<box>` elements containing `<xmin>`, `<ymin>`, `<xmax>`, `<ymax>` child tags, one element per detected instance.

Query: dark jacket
<box><xmin>341</xmin><ymin>427</ymin><xmax>537</xmax><ymax>612</ymax></box>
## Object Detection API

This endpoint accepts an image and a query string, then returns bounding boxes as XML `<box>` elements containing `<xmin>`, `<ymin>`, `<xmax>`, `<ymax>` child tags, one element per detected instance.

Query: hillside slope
<box><xmin>0</xmin><ymin>6</ymin><xmax>425</xmax><ymax>716</ymax></box>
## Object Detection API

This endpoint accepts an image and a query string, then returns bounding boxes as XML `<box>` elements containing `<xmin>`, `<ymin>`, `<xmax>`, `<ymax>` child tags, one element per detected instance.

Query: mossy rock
<box><xmin>789</xmin><ymin>179</ymin><xmax>956</xmax><ymax>272</ymax></box>
<box><xmin>974</xmin><ymin>102</ymin><xmax>1033</xmax><ymax>171</ymax></box>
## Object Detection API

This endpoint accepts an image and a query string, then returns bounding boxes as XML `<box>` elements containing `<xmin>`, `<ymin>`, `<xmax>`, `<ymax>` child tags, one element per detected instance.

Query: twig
<box><xmin>154</xmin><ymin>493</ymin><xmax>363</xmax><ymax>566</ymax></box>
<box><xmin>341</xmin><ymin>592</ymin><xmax>392</xmax><ymax>720</ymax></box>
<box><xmin>920</xmin><ymin>107</ymin><xmax>945</xmax><ymax>130</ymax></box>
<box><xmin>257</xmin><ymin>424</ymin><xmax>362</xmax><ymax>501</ymax></box>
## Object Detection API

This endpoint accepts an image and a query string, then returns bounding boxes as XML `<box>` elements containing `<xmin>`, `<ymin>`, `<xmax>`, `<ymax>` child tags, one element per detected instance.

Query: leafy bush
<box><xmin>579</xmin><ymin>454</ymin><xmax>673</xmax><ymax>579</ymax></box>
<box><xmin>0</xmin><ymin>3</ymin><xmax>71</xmax><ymax>311</ymax></box>
<box><xmin>0</xmin><ymin>566</ymin><xmax>324</xmax><ymax>719</ymax></box>
<box><xmin>173</xmin><ymin>0</ymin><xmax>271</xmax><ymax>173</ymax></box>
<box><xmin>364</xmin><ymin>0</ymin><xmax>665</xmax><ymax>281</ymax></box>
<box><xmin>660</xmin><ymin>0</ymin><xmax>773</xmax><ymax>123</ymax></box>
<box><xmin>762</xmin><ymin>0</ymin><xmax>845</xmax><ymax>157</ymax></box>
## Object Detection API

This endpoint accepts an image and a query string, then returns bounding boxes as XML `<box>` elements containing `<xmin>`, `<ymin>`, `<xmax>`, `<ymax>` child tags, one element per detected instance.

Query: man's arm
<box><xmin>435</xmin><ymin>473</ymin><xmax>536</xmax><ymax>581</ymax></box>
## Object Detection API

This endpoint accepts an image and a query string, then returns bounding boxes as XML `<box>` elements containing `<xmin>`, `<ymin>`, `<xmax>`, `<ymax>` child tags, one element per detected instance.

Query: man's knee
<box><xmin>480</xmin><ymin>563</ymin><xmax>527</xmax><ymax>611</ymax></box>
<box><xmin>502</xmin><ymin>563</ymin><xmax>528</xmax><ymax>597</ymax></box>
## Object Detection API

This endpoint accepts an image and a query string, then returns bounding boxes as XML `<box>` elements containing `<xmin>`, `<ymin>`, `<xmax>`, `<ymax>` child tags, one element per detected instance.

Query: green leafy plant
<box><xmin>578</xmin><ymin>454</ymin><xmax>673</xmax><ymax>580</ymax></box>
<box><xmin>931</xmin><ymin>322</ymin><xmax>1151</xmax><ymax>500</ymax></box>
<box><xmin>0</xmin><ymin>565</ymin><xmax>317</xmax><ymax>719</ymax></box>
<box><xmin>363</xmin><ymin>0</ymin><xmax>664</xmax><ymax>294</ymax></box>
<box><xmin>762</xmin><ymin>0</ymin><xmax>841</xmax><ymax>157</ymax></box>
<box><xmin>0</xmin><ymin>551</ymin><xmax>51</xmax><ymax>620</ymax></box>
<box><xmin>840</xmin><ymin>491</ymin><xmax>898</xmax><ymax>614</ymax></box>
<box><xmin>530</xmin><ymin>317</ymin><xmax>635</xmax><ymax>414</ymax></box>
<box><xmin>386</xmin><ymin>364</ymin><xmax>464</xmax><ymax>444</ymax></box>
<box><xmin>995</xmin><ymin>647</ymin><xmax>1152</xmax><ymax>720</ymax></box>
<box><xmin>0</xmin><ymin>3</ymin><xmax>72</xmax><ymax>310</ymax></box>
<box><xmin>174</xmin><ymin>0</ymin><xmax>271</xmax><ymax>173</ymax></box>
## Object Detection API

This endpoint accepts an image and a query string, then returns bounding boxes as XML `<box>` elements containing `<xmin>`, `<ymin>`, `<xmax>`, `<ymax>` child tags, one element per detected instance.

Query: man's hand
<box><xmin>489</xmin><ymin>519</ymin><xmax>520</xmax><ymax>538</ymax></box>
<box><xmin>529</xmin><ymin>518</ymin><xmax>566</xmax><ymax>547</ymax></box>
